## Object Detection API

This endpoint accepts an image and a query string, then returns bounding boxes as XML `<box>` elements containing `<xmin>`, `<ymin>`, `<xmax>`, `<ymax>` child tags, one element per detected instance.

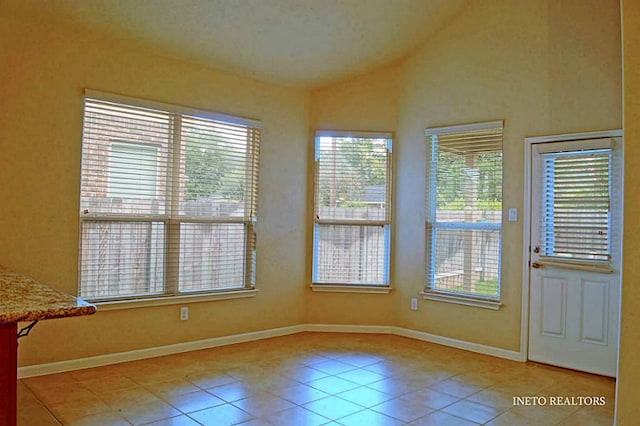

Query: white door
<box><xmin>528</xmin><ymin>134</ymin><xmax>622</xmax><ymax>377</ymax></box>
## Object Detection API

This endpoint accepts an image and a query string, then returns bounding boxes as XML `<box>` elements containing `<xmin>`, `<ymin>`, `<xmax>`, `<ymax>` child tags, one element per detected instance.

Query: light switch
<box><xmin>508</xmin><ymin>208</ymin><xmax>518</xmax><ymax>222</ymax></box>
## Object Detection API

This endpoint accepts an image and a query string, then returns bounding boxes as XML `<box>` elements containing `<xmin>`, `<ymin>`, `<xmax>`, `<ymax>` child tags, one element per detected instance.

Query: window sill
<box><xmin>420</xmin><ymin>291</ymin><xmax>502</xmax><ymax>310</ymax></box>
<box><xmin>310</xmin><ymin>284</ymin><xmax>392</xmax><ymax>294</ymax></box>
<box><xmin>94</xmin><ymin>289</ymin><xmax>259</xmax><ymax>311</ymax></box>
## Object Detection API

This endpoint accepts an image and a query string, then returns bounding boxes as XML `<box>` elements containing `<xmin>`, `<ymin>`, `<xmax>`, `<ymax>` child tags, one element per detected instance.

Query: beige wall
<box><xmin>0</xmin><ymin>11</ymin><xmax>309</xmax><ymax>366</ymax></box>
<box><xmin>310</xmin><ymin>0</ymin><xmax>621</xmax><ymax>351</ymax></box>
<box><xmin>0</xmin><ymin>0</ymin><xmax>624</xmax><ymax>373</ymax></box>
<box><xmin>617</xmin><ymin>0</ymin><xmax>640</xmax><ymax>422</ymax></box>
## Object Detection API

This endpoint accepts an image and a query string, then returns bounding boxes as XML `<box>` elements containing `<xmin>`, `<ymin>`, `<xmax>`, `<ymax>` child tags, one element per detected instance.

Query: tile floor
<box><xmin>18</xmin><ymin>332</ymin><xmax>615</xmax><ymax>425</ymax></box>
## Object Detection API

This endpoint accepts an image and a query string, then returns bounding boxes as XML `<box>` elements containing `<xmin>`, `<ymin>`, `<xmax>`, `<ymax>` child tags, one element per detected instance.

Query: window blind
<box><xmin>426</xmin><ymin>122</ymin><xmax>503</xmax><ymax>300</ymax></box>
<box><xmin>79</xmin><ymin>92</ymin><xmax>260</xmax><ymax>300</ymax></box>
<box><xmin>312</xmin><ymin>132</ymin><xmax>392</xmax><ymax>285</ymax></box>
<box><xmin>540</xmin><ymin>150</ymin><xmax>611</xmax><ymax>261</ymax></box>
<box><xmin>174</xmin><ymin>115</ymin><xmax>259</xmax><ymax>293</ymax></box>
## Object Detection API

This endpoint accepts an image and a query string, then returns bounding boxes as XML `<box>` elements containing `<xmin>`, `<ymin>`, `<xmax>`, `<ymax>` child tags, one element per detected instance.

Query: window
<box><xmin>540</xmin><ymin>148</ymin><xmax>612</xmax><ymax>262</ymax></box>
<box><xmin>312</xmin><ymin>131</ymin><xmax>392</xmax><ymax>289</ymax></box>
<box><xmin>79</xmin><ymin>90</ymin><xmax>260</xmax><ymax>301</ymax></box>
<box><xmin>424</xmin><ymin>121</ymin><xmax>503</xmax><ymax>306</ymax></box>
<box><xmin>108</xmin><ymin>142</ymin><xmax>159</xmax><ymax>199</ymax></box>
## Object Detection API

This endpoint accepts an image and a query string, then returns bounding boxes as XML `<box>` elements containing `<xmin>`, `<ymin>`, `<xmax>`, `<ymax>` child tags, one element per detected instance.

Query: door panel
<box><xmin>528</xmin><ymin>136</ymin><xmax>622</xmax><ymax>377</ymax></box>
<box><xmin>580</xmin><ymin>279</ymin><xmax>609</xmax><ymax>345</ymax></box>
<box><xmin>540</xmin><ymin>277</ymin><xmax>566</xmax><ymax>338</ymax></box>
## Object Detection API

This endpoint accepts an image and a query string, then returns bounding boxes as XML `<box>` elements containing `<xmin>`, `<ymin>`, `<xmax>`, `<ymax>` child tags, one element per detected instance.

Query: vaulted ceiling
<box><xmin>6</xmin><ymin>0</ymin><xmax>468</xmax><ymax>88</ymax></box>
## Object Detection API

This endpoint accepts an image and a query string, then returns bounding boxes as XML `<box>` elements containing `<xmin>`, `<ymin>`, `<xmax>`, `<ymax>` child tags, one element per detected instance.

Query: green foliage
<box><xmin>345</xmin><ymin>138</ymin><xmax>387</xmax><ymax>187</ymax></box>
<box><xmin>435</xmin><ymin>151</ymin><xmax>464</xmax><ymax>205</ymax></box>
<box><xmin>450</xmin><ymin>279</ymin><xmax>499</xmax><ymax>297</ymax></box>
<box><xmin>317</xmin><ymin>137</ymin><xmax>388</xmax><ymax>207</ymax></box>
<box><xmin>438</xmin><ymin>199</ymin><xmax>502</xmax><ymax>211</ymax></box>
<box><xmin>183</xmin><ymin>131</ymin><xmax>246</xmax><ymax>202</ymax></box>
<box><xmin>184</xmin><ymin>138</ymin><xmax>229</xmax><ymax>201</ymax></box>
<box><xmin>435</xmin><ymin>151</ymin><xmax>502</xmax><ymax>208</ymax></box>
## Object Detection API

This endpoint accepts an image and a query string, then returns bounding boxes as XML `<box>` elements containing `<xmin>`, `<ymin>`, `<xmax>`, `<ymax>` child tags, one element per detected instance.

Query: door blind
<box><xmin>540</xmin><ymin>150</ymin><xmax>611</xmax><ymax>261</ymax></box>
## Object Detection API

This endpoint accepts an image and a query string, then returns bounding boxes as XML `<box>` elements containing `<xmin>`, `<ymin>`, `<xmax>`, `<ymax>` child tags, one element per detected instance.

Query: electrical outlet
<box><xmin>180</xmin><ymin>307</ymin><xmax>189</xmax><ymax>321</ymax></box>
<box><xmin>410</xmin><ymin>298</ymin><xmax>418</xmax><ymax>311</ymax></box>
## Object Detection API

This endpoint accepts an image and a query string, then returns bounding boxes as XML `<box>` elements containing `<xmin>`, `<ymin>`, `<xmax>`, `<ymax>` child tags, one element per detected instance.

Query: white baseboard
<box><xmin>391</xmin><ymin>327</ymin><xmax>523</xmax><ymax>362</ymax></box>
<box><xmin>303</xmin><ymin>324</ymin><xmax>522</xmax><ymax>362</ymax></box>
<box><xmin>18</xmin><ymin>323</ymin><xmax>523</xmax><ymax>378</ymax></box>
<box><xmin>304</xmin><ymin>323</ymin><xmax>393</xmax><ymax>334</ymax></box>
<box><xmin>18</xmin><ymin>324</ymin><xmax>305</xmax><ymax>379</ymax></box>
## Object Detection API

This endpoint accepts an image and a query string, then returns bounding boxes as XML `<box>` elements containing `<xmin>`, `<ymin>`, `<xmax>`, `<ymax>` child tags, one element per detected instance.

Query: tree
<box><xmin>184</xmin><ymin>125</ymin><xmax>252</xmax><ymax>202</ymax></box>
<box><xmin>436</xmin><ymin>150</ymin><xmax>502</xmax><ymax>210</ymax></box>
<box><xmin>317</xmin><ymin>137</ymin><xmax>388</xmax><ymax>208</ymax></box>
<box><xmin>184</xmin><ymin>136</ymin><xmax>230</xmax><ymax>201</ymax></box>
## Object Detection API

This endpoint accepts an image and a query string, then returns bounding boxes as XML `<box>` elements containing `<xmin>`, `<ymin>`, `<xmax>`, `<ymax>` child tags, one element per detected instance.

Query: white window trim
<box><xmin>84</xmin><ymin>89</ymin><xmax>261</xmax><ymax>128</ymax></box>
<box><xmin>311</xmin><ymin>130</ymin><xmax>393</xmax><ymax>289</ymax></box>
<box><xmin>95</xmin><ymin>289</ymin><xmax>259</xmax><ymax>311</ymax></box>
<box><xmin>424</xmin><ymin>120</ymin><xmax>503</xmax><ymax>136</ymax></box>
<box><xmin>424</xmin><ymin>120</ymin><xmax>504</xmax><ymax>308</ymax></box>
<box><xmin>310</xmin><ymin>284</ymin><xmax>392</xmax><ymax>294</ymax></box>
<box><xmin>534</xmin><ymin>256</ymin><xmax>614</xmax><ymax>274</ymax></box>
<box><xmin>420</xmin><ymin>290</ymin><xmax>502</xmax><ymax>310</ymax></box>
<box><xmin>316</xmin><ymin>130</ymin><xmax>393</xmax><ymax>139</ymax></box>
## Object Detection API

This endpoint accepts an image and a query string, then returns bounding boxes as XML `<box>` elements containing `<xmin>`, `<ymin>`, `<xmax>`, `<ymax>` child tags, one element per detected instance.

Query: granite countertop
<box><xmin>0</xmin><ymin>266</ymin><xmax>96</xmax><ymax>324</ymax></box>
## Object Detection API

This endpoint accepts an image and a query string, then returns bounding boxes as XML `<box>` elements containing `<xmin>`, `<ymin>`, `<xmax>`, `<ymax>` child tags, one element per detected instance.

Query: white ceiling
<box><xmin>7</xmin><ymin>0</ymin><xmax>468</xmax><ymax>88</ymax></box>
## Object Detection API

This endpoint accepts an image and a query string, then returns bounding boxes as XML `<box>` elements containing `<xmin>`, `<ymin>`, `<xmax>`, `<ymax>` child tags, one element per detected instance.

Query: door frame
<box><xmin>520</xmin><ymin>129</ymin><xmax>623</xmax><ymax>364</ymax></box>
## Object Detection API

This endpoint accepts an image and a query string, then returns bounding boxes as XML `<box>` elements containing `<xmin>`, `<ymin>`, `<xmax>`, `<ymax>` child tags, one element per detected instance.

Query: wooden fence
<box><xmin>80</xmin><ymin>197</ymin><xmax>249</xmax><ymax>298</ymax></box>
